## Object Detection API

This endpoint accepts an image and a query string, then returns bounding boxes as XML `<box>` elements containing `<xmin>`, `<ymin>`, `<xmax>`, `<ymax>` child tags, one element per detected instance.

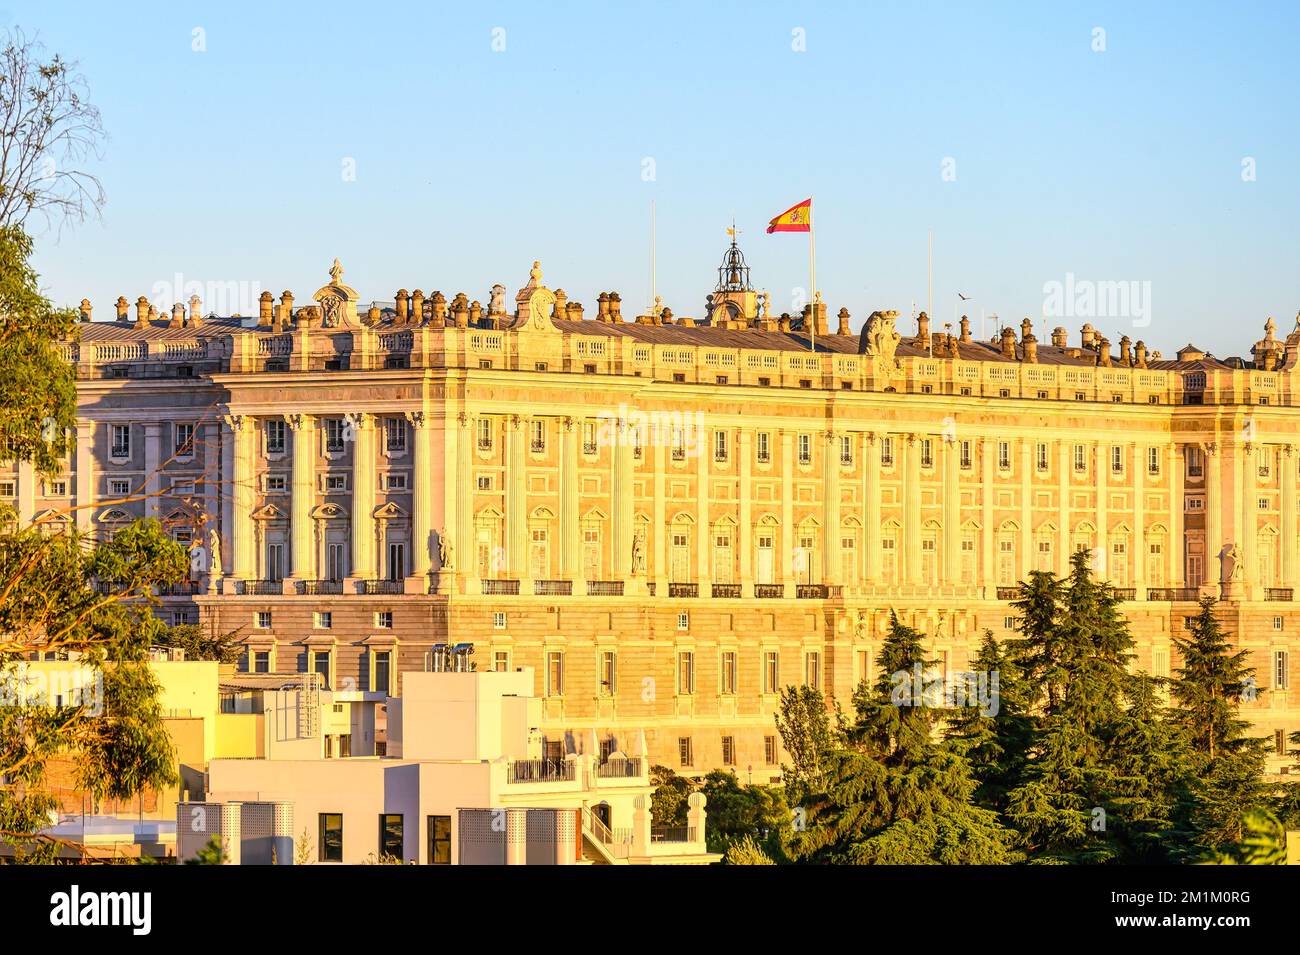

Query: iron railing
<box><xmin>712</xmin><ymin>583</ymin><xmax>742</xmax><ymax>598</ymax></box>
<box><xmin>995</xmin><ymin>587</ymin><xmax>1019</xmax><ymax>600</ymax></box>
<box><xmin>482</xmin><ymin>579</ymin><xmax>520</xmax><ymax>595</ymax></box>
<box><xmin>299</xmin><ymin>579</ymin><xmax>343</xmax><ymax>595</ymax></box>
<box><xmin>1111</xmin><ymin>588</ymin><xmax>1136</xmax><ymax>601</ymax></box>
<box><xmin>668</xmin><ymin>582</ymin><xmax>699</xmax><ymax>598</ymax></box>
<box><xmin>508</xmin><ymin>759</ymin><xmax>576</xmax><ymax>784</ymax></box>
<box><xmin>535</xmin><ymin>580</ymin><xmax>573</xmax><ymax>596</ymax></box>
<box><xmin>242</xmin><ymin>580</ymin><xmax>282</xmax><ymax>596</ymax></box>
<box><xmin>587</xmin><ymin>580</ymin><xmax>623</xmax><ymax>596</ymax></box>
<box><xmin>596</xmin><ymin>757</ymin><xmax>643</xmax><ymax>779</ymax></box>
<box><xmin>650</xmin><ymin>826</ymin><xmax>698</xmax><ymax>843</ymax></box>
<box><xmin>362</xmin><ymin>580</ymin><xmax>403</xmax><ymax>595</ymax></box>
<box><xmin>1266</xmin><ymin>588</ymin><xmax>1294</xmax><ymax>601</ymax></box>
<box><xmin>754</xmin><ymin>584</ymin><xmax>785</xmax><ymax>599</ymax></box>
<box><xmin>1147</xmin><ymin>587</ymin><xmax>1201</xmax><ymax>602</ymax></box>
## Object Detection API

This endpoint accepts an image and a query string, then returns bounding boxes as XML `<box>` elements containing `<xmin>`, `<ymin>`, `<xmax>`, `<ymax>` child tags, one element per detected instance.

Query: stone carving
<box><xmin>329</xmin><ymin>258</ymin><xmax>344</xmax><ymax>286</ymax></box>
<box><xmin>439</xmin><ymin>530</ymin><xmax>455</xmax><ymax>570</ymax></box>
<box><xmin>1221</xmin><ymin>543</ymin><xmax>1243</xmax><ymax>582</ymax></box>
<box><xmin>631</xmin><ymin>535</ymin><xmax>646</xmax><ymax>576</ymax></box>
<box><xmin>489</xmin><ymin>284</ymin><xmax>506</xmax><ymax>315</ymax></box>
<box><xmin>860</xmin><ymin>310</ymin><xmax>902</xmax><ymax>387</ymax></box>
<box><xmin>207</xmin><ymin>528</ymin><xmax>223</xmax><ymax>579</ymax></box>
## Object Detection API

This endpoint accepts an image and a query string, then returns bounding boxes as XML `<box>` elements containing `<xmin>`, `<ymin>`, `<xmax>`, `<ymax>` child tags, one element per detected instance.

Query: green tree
<box><xmin>184</xmin><ymin>836</ymin><xmax>225</xmax><ymax>865</ymax></box>
<box><xmin>649</xmin><ymin>764</ymin><xmax>692</xmax><ymax>827</ymax></box>
<box><xmin>723</xmin><ymin>834</ymin><xmax>775</xmax><ymax>865</ymax></box>
<box><xmin>1197</xmin><ymin>809</ymin><xmax>1288</xmax><ymax>865</ymax></box>
<box><xmin>697</xmin><ymin>769</ymin><xmax>789</xmax><ymax>856</ymax></box>
<box><xmin>1167</xmin><ymin>598</ymin><xmax>1271</xmax><ymax>855</ymax></box>
<box><xmin>773</xmin><ymin>683</ymin><xmax>841</xmax><ymax>797</ymax></box>
<box><xmin>156</xmin><ymin>620</ymin><xmax>243</xmax><ymax>664</ymax></box>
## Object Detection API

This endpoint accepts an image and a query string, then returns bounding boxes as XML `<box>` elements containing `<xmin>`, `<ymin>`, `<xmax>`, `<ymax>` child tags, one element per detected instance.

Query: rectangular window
<box><xmin>546</xmin><ymin>651</ymin><xmax>564</xmax><ymax>696</ymax></box>
<box><xmin>678</xmin><ymin>651</ymin><xmax>696</xmax><ymax>695</ymax></box>
<box><xmin>477</xmin><ymin>418</ymin><xmax>493</xmax><ymax>451</ymax></box>
<box><xmin>714</xmin><ymin>430</ymin><xmax>728</xmax><ymax>463</ymax></box>
<box><xmin>1036</xmin><ymin>442</ymin><xmax>1048</xmax><ymax>472</ymax></box>
<box><xmin>798</xmin><ymin>433</ymin><xmax>811</xmax><ymax>465</ymax></box>
<box><xmin>583</xmin><ymin>421</ymin><xmax>598</xmax><ymax>455</ymax></box>
<box><xmin>111</xmin><ymin>424</ymin><xmax>130</xmax><ymax>458</ymax></box>
<box><xmin>1147</xmin><ymin>447</ymin><xmax>1160</xmax><ymax>476</ymax></box>
<box><xmin>840</xmin><ymin>435</ymin><xmax>853</xmax><ymax>465</ymax></box>
<box><xmin>255</xmin><ymin>611</ymin><xmax>272</xmax><ymax>629</ymax></box>
<box><xmin>372</xmin><ymin>650</ymin><xmax>391</xmax><ymax>695</ymax></box>
<box><xmin>265</xmin><ymin>475</ymin><xmax>287</xmax><ymax>493</ymax></box>
<box><xmin>757</xmin><ymin>432</ymin><xmax>771</xmax><ymax>464</ymax></box>
<box><xmin>325</xmin><ymin>474</ymin><xmax>347</xmax><ymax>492</ymax></box>
<box><xmin>253</xmin><ymin>650</ymin><xmax>270</xmax><ymax>673</ymax></box>
<box><xmin>530</xmin><ymin>419</ymin><xmax>546</xmax><ymax>454</ymax></box>
<box><xmin>428</xmin><ymin>815</ymin><xmax>451</xmax><ymax>865</ymax></box>
<box><xmin>920</xmin><ymin>438</ymin><xmax>933</xmax><ymax>469</ymax></box>
<box><xmin>997</xmin><ymin>441</ymin><xmax>1010</xmax><ymax>471</ymax></box>
<box><xmin>109</xmin><ymin>479</ymin><xmax>131</xmax><ymax>497</ymax></box>
<box><xmin>1276</xmin><ymin>651</ymin><xmax>1290</xmax><ymax>691</ymax></box>
<box><xmin>492</xmin><ymin>611</ymin><xmax>506</xmax><ymax>630</ymax></box>
<box><xmin>600</xmin><ymin>650</ymin><xmax>616</xmax><ymax>696</ymax></box>
<box><xmin>312</xmin><ymin>651</ymin><xmax>331</xmax><ymax>687</ymax></box>
<box><xmin>265</xmin><ymin>420</ymin><xmax>286</xmax><ymax>455</ymax></box>
<box><xmin>1111</xmin><ymin>446</ymin><xmax>1124</xmax><ymax>474</ymax></box>
<box><xmin>721</xmin><ymin>735</ymin><xmax>736</xmax><ymax>766</ymax></box>
<box><xmin>175</xmin><ymin>423</ymin><xmax>195</xmax><ymax>456</ymax></box>
<box><xmin>764</xmin><ymin>735</ymin><xmax>777</xmax><ymax>765</ymax></box>
<box><xmin>805</xmin><ymin>651</ymin><xmax>821</xmax><ymax>690</ymax></box>
<box><xmin>318</xmin><ymin>813</ymin><xmax>343</xmax><ymax>863</ymax></box>
<box><xmin>324</xmin><ymin>418</ymin><xmax>345</xmax><ymax>452</ymax></box>
<box><xmin>1074</xmin><ymin>444</ymin><xmax>1087</xmax><ymax>473</ymax></box>
<box><xmin>315</xmin><ymin>611</ymin><xmax>332</xmax><ymax>629</ymax></box>
<box><xmin>881</xmin><ymin>437</ymin><xmax>894</xmax><ymax>467</ymax></box>
<box><xmin>763</xmin><ymin>651</ymin><xmax>779</xmax><ymax>694</ymax></box>
<box><xmin>678</xmin><ymin>736</ymin><xmax>693</xmax><ymax>768</ymax></box>
<box><xmin>720</xmin><ymin>651</ymin><xmax>737</xmax><ymax>695</ymax></box>
<box><xmin>959</xmin><ymin>440</ymin><xmax>972</xmax><ymax>470</ymax></box>
<box><xmin>327</xmin><ymin>543</ymin><xmax>345</xmax><ymax>581</ymax></box>
<box><xmin>385</xmin><ymin>417</ymin><xmax>407</xmax><ymax>452</ymax></box>
<box><xmin>373</xmin><ymin>611</ymin><xmax>392</xmax><ymax>629</ymax></box>
<box><xmin>378</xmin><ymin>814</ymin><xmax>403</xmax><ymax>860</ymax></box>
<box><xmin>677</xmin><ymin>610</ymin><xmax>689</xmax><ymax>631</ymax></box>
<box><xmin>493</xmin><ymin>650</ymin><xmax>510</xmax><ymax>672</ymax></box>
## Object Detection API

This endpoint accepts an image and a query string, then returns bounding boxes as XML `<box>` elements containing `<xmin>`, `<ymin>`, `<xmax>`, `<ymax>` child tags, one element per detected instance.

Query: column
<box><xmin>981</xmin><ymin>436</ymin><xmax>994</xmax><ymax>594</ymax></box>
<box><xmin>864</xmin><ymin>433</ymin><xmax>880</xmax><ymax>582</ymax></box>
<box><xmin>559</xmin><ymin>417</ymin><xmax>579</xmax><ymax>579</ymax></box>
<box><xmin>505</xmin><ymin>415</ymin><xmax>528</xmax><ymax>590</ymax></box>
<box><xmin>653</xmin><ymin>438</ymin><xmax>667</xmax><ymax>593</ymax></box>
<box><xmin>1019</xmin><ymin>438</ymin><xmax>1032</xmax><ymax>580</ymax></box>
<box><xmin>143</xmin><ymin>422</ymin><xmax>162</xmax><ymax>519</ymax></box>
<box><xmin>616</xmin><ymin>417</ymin><xmax>636</xmax><ymax>580</ymax></box>
<box><xmin>823</xmin><ymin>430</ymin><xmax>841</xmax><ymax>585</ymax></box>
<box><xmin>780</xmin><ymin>431</ymin><xmax>794</xmax><ymax>585</ymax></box>
<box><xmin>1205</xmin><ymin>441</ymin><xmax>1222</xmax><ymax>595</ymax></box>
<box><xmin>1133</xmin><ymin>442</ymin><xmax>1146</xmax><ymax>594</ymax></box>
<box><xmin>1057</xmin><ymin>440</ymin><xmax>1070</xmax><ymax>577</ymax></box>
<box><xmin>224</xmin><ymin>415</ymin><xmax>255</xmax><ymax>582</ymax></box>
<box><xmin>453</xmin><ymin>412</ymin><xmax>474</xmax><ymax>592</ymax></box>
<box><xmin>16</xmin><ymin>460</ymin><xmax>34</xmax><ymax>524</ymax></box>
<box><xmin>695</xmin><ymin>423</ymin><xmax>709</xmax><ymax>587</ymax></box>
<box><xmin>349</xmin><ymin>413</ymin><xmax>375</xmax><ymax>583</ymax></box>
<box><xmin>739</xmin><ymin>430</ymin><xmax>753</xmax><ymax>592</ymax></box>
<box><xmin>904</xmin><ymin>434</ymin><xmax>920</xmax><ymax>584</ymax></box>
<box><xmin>1241</xmin><ymin>442</ymin><xmax>1256</xmax><ymax>596</ymax></box>
<box><xmin>1095</xmin><ymin>440</ymin><xmax>1108</xmax><ymax>579</ymax></box>
<box><xmin>1284</xmin><ymin>445</ymin><xmax>1297</xmax><ymax>590</ymax></box>
<box><xmin>288</xmin><ymin>414</ymin><xmax>315</xmax><ymax>581</ymax></box>
<box><xmin>1169</xmin><ymin>443</ymin><xmax>1184</xmax><ymax>588</ymax></box>
<box><xmin>943</xmin><ymin>435</ymin><xmax>960</xmax><ymax>586</ymax></box>
<box><xmin>408</xmin><ymin>411</ymin><xmax>433</xmax><ymax>580</ymax></box>
<box><xmin>74</xmin><ymin>419</ymin><xmax>95</xmax><ymax>533</ymax></box>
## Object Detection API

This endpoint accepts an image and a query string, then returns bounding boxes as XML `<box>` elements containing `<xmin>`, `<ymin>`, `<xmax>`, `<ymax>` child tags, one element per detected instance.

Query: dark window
<box><xmin>319</xmin><ymin>813</ymin><xmax>343</xmax><ymax>862</ymax></box>
<box><xmin>373</xmin><ymin>651</ymin><xmax>391</xmax><ymax>695</ymax></box>
<box><xmin>428</xmin><ymin>815</ymin><xmax>451</xmax><ymax>864</ymax></box>
<box><xmin>379</xmin><ymin>814</ymin><xmax>403</xmax><ymax>860</ymax></box>
<box><xmin>384</xmin><ymin>355</ymin><xmax>409</xmax><ymax>369</ymax></box>
<box><xmin>253</xmin><ymin>651</ymin><xmax>269</xmax><ymax>673</ymax></box>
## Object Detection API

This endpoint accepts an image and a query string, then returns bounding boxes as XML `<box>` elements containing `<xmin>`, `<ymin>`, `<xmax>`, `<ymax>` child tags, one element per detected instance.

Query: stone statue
<box><xmin>207</xmin><ymin>528</ymin><xmax>223</xmax><ymax>578</ymax></box>
<box><xmin>1224</xmin><ymin>543</ymin><xmax>1243</xmax><ymax>582</ymax></box>
<box><xmin>631</xmin><ymin>535</ymin><xmax>646</xmax><ymax>576</ymax></box>
<box><xmin>329</xmin><ymin>257</ymin><xmax>344</xmax><ymax>286</ymax></box>
<box><xmin>489</xmin><ymin>284</ymin><xmax>506</xmax><ymax>315</ymax></box>
<box><xmin>439</xmin><ymin>530</ymin><xmax>455</xmax><ymax>570</ymax></box>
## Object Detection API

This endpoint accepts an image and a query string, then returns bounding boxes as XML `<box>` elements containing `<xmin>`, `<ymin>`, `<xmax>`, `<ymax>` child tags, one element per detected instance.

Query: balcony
<box><xmin>507</xmin><ymin>759</ymin><xmax>576</xmax><ymax>784</ymax></box>
<box><xmin>1266</xmin><ymin>588</ymin><xmax>1294</xmax><ymax>602</ymax></box>
<box><xmin>995</xmin><ymin>587</ymin><xmax>1019</xmax><ymax>600</ymax></box>
<box><xmin>242</xmin><ymin>580</ymin><xmax>282</xmax><ymax>596</ymax></box>
<box><xmin>651</xmin><ymin>826</ymin><xmax>699</xmax><ymax>843</ymax></box>
<box><xmin>1147</xmin><ymin>587</ymin><xmax>1201</xmax><ymax>602</ymax></box>
<box><xmin>712</xmin><ymin>583</ymin><xmax>742</xmax><ymax>599</ymax></box>
<box><xmin>646</xmin><ymin>582</ymin><xmax>656</xmax><ymax>596</ymax></box>
<box><xmin>1111</xmin><ymin>588</ymin><xmax>1136</xmax><ymax>601</ymax></box>
<box><xmin>482</xmin><ymin>579</ymin><xmax>520</xmax><ymax>596</ymax></box>
<box><xmin>535</xmin><ymin>579</ymin><xmax>573</xmax><ymax>596</ymax></box>
<box><xmin>586</xmin><ymin>580</ymin><xmax>623</xmax><ymax>597</ymax></box>
<box><xmin>156</xmin><ymin>581</ymin><xmax>200</xmax><ymax>597</ymax></box>
<box><xmin>668</xmin><ymin>582</ymin><xmax>699</xmax><ymax>598</ymax></box>
<box><xmin>299</xmin><ymin>579</ymin><xmax>343</xmax><ymax>595</ymax></box>
<box><xmin>796</xmin><ymin>584</ymin><xmax>842</xmax><ymax>599</ymax></box>
<box><xmin>754</xmin><ymin>584</ymin><xmax>785</xmax><ymax>599</ymax></box>
<box><xmin>362</xmin><ymin>580</ymin><xmax>403</xmax><ymax>595</ymax></box>
<box><xmin>596</xmin><ymin>756</ymin><xmax>643</xmax><ymax>779</ymax></box>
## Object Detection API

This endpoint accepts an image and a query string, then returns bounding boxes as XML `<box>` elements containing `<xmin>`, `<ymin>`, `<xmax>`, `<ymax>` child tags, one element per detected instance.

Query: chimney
<box><xmin>597</xmin><ymin>292</ymin><xmax>610</xmax><ymax>322</ymax></box>
<box><xmin>170</xmin><ymin>302</ymin><xmax>185</xmax><ymax>328</ymax></box>
<box><xmin>189</xmin><ymin>294</ymin><xmax>203</xmax><ymax>328</ymax></box>
<box><xmin>1134</xmin><ymin>340</ymin><xmax>1148</xmax><ymax>368</ymax></box>
<box><xmin>1023</xmin><ymin>333</ymin><xmax>1038</xmax><ymax>363</ymax></box>
<box><xmin>1263</xmin><ymin>349</ymin><xmax>1278</xmax><ymax>371</ymax></box>
<box><xmin>367</xmin><ymin>306</ymin><xmax>381</xmax><ymax>325</ymax></box>
<box><xmin>1119</xmin><ymin>335</ymin><xmax>1132</xmax><ymax>367</ymax></box>
<box><xmin>79</xmin><ymin>299</ymin><xmax>93</xmax><ymax>323</ymax></box>
<box><xmin>958</xmin><ymin>315</ymin><xmax>971</xmax><ymax>343</ymax></box>
<box><xmin>135</xmin><ymin>296</ymin><xmax>150</xmax><ymax>325</ymax></box>
<box><xmin>1020</xmin><ymin>317</ymin><xmax>1033</xmax><ymax>341</ymax></box>
<box><xmin>469</xmin><ymin>300</ymin><xmax>482</xmax><ymax>325</ymax></box>
<box><xmin>411</xmin><ymin>290</ymin><xmax>425</xmax><ymax>324</ymax></box>
<box><xmin>1051</xmin><ymin>326</ymin><xmax>1067</xmax><ymax>348</ymax></box>
<box><xmin>1081</xmin><ymin>323</ymin><xmax>1096</xmax><ymax>348</ymax></box>
<box><xmin>396</xmin><ymin>289</ymin><xmax>409</xmax><ymax>322</ymax></box>
<box><xmin>1097</xmin><ymin>337</ymin><xmax>1112</xmax><ymax>367</ymax></box>
<box><xmin>1000</xmin><ymin>327</ymin><xmax>1017</xmax><ymax>358</ymax></box>
<box><xmin>568</xmin><ymin>301</ymin><xmax>584</xmax><ymax>321</ymax></box>
<box><xmin>279</xmin><ymin>291</ymin><xmax>294</xmax><ymax>327</ymax></box>
<box><xmin>452</xmin><ymin>293</ymin><xmax>469</xmax><ymax>329</ymax></box>
<box><xmin>779</xmin><ymin>313</ymin><xmax>792</xmax><ymax>333</ymax></box>
<box><xmin>837</xmin><ymin>307</ymin><xmax>852</xmax><ymax>336</ymax></box>
<box><xmin>660</xmin><ymin>307</ymin><xmax>674</xmax><ymax>326</ymax></box>
<box><xmin>258</xmin><ymin>290</ymin><xmax>274</xmax><ymax>327</ymax></box>
<box><xmin>609</xmin><ymin>292</ymin><xmax>623</xmax><ymax>322</ymax></box>
<box><xmin>432</xmin><ymin>291</ymin><xmax>447</xmax><ymax>325</ymax></box>
<box><xmin>917</xmin><ymin>310</ymin><xmax>931</xmax><ymax>340</ymax></box>
<box><xmin>553</xmin><ymin>289</ymin><xmax>567</xmax><ymax>321</ymax></box>
<box><xmin>115</xmin><ymin>296</ymin><xmax>130</xmax><ymax>322</ymax></box>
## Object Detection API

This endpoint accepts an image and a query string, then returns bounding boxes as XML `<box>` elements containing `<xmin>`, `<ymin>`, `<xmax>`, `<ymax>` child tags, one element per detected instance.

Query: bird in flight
<box><xmin>957</xmin><ymin>292</ymin><xmax>971</xmax><ymax>301</ymax></box>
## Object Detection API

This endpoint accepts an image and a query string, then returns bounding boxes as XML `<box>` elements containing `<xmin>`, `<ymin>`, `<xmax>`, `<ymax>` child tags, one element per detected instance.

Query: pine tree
<box><xmin>1167</xmin><ymin>598</ymin><xmax>1271</xmax><ymax>855</ymax></box>
<box><xmin>786</xmin><ymin>613</ymin><xmax>1012</xmax><ymax>864</ymax></box>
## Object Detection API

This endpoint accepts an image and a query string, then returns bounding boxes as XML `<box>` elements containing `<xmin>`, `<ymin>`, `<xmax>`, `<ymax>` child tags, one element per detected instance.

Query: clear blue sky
<box><xmin>10</xmin><ymin>0</ymin><xmax>1300</xmax><ymax>356</ymax></box>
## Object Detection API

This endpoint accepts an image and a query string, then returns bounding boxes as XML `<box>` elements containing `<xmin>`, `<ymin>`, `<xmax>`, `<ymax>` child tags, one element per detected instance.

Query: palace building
<box><xmin>23</xmin><ymin>241</ymin><xmax>1300</xmax><ymax>779</ymax></box>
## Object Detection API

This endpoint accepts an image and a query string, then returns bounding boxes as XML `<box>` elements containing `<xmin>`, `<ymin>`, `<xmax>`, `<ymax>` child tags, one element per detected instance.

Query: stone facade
<box><xmin>24</xmin><ymin>252</ymin><xmax>1300</xmax><ymax>780</ymax></box>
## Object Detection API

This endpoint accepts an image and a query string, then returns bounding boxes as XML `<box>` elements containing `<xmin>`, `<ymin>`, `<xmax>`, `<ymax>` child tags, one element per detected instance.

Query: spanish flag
<box><xmin>767</xmin><ymin>198</ymin><xmax>812</xmax><ymax>233</ymax></box>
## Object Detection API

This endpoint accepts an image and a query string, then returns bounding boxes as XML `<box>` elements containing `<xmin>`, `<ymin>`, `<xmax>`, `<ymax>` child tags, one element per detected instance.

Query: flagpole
<box><xmin>927</xmin><ymin>229</ymin><xmax>933</xmax><ymax>358</ymax></box>
<box><xmin>809</xmin><ymin>195</ymin><xmax>816</xmax><ymax>354</ymax></box>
